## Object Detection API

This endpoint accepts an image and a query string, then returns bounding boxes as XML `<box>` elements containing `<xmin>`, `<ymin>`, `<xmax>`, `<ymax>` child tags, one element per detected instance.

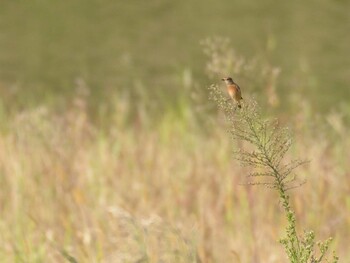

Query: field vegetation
<box><xmin>0</xmin><ymin>1</ymin><xmax>349</xmax><ymax>262</ymax></box>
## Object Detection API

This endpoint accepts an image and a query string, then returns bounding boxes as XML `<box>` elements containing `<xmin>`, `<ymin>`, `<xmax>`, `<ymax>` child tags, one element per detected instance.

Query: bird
<box><xmin>221</xmin><ymin>77</ymin><xmax>243</xmax><ymax>108</ymax></box>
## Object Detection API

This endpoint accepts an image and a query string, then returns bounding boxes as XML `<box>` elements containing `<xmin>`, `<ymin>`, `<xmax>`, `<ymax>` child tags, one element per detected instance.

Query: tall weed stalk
<box><xmin>209</xmin><ymin>84</ymin><xmax>338</xmax><ymax>263</ymax></box>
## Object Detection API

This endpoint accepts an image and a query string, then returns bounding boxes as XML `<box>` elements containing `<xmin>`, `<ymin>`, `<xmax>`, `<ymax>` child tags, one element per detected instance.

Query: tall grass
<box><xmin>0</xmin><ymin>41</ymin><xmax>349</xmax><ymax>262</ymax></box>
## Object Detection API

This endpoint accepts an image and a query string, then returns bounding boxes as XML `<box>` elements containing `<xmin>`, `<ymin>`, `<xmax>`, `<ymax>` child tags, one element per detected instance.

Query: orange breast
<box><xmin>227</xmin><ymin>84</ymin><xmax>242</xmax><ymax>100</ymax></box>
<box><xmin>228</xmin><ymin>85</ymin><xmax>237</xmax><ymax>95</ymax></box>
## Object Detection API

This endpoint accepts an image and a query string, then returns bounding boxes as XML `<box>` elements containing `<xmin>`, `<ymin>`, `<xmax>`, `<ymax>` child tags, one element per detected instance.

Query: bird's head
<box><xmin>221</xmin><ymin>77</ymin><xmax>234</xmax><ymax>84</ymax></box>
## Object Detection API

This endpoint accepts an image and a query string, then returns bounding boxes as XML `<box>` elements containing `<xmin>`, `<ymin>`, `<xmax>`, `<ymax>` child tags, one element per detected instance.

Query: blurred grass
<box><xmin>0</xmin><ymin>91</ymin><xmax>349</xmax><ymax>262</ymax></box>
<box><xmin>0</xmin><ymin>1</ymin><xmax>349</xmax><ymax>262</ymax></box>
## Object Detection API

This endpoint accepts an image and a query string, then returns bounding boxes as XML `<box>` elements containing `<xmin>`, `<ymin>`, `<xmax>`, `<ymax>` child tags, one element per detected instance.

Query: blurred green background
<box><xmin>1</xmin><ymin>0</ymin><xmax>349</xmax><ymax>117</ymax></box>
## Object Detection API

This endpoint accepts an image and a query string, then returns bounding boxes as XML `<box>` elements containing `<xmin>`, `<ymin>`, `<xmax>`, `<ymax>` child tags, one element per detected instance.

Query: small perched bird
<box><xmin>221</xmin><ymin>77</ymin><xmax>243</xmax><ymax>108</ymax></box>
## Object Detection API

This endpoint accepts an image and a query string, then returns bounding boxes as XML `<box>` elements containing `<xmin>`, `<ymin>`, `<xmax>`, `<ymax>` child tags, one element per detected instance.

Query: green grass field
<box><xmin>0</xmin><ymin>1</ymin><xmax>349</xmax><ymax>262</ymax></box>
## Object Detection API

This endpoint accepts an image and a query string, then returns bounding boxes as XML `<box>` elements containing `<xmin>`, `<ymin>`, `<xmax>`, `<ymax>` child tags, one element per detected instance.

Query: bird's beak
<box><xmin>221</xmin><ymin>78</ymin><xmax>225</xmax><ymax>81</ymax></box>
